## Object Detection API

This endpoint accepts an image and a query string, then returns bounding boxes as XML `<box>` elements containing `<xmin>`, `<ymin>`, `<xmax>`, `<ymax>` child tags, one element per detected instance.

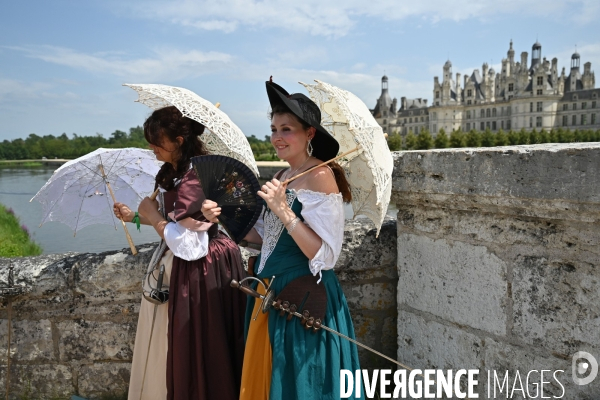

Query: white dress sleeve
<box><xmin>163</xmin><ymin>222</ymin><xmax>209</xmax><ymax>261</ymax></box>
<box><xmin>297</xmin><ymin>190</ymin><xmax>345</xmax><ymax>281</ymax></box>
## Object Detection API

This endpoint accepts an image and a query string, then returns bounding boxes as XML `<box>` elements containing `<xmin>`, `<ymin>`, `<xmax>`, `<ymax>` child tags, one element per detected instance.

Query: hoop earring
<box><xmin>307</xmin><ymin>140</ymin><xmax>313</xmax><ymax>157</ymax></box>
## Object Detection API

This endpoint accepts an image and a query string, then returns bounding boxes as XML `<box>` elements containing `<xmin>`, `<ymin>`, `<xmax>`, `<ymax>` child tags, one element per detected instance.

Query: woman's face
<box><xmin>148</xmin><ymin>134</ymin><xmax>182</xmax><ymax>165</ymax></box>
<box><xmin>270</xmin><ymin>113</ymin><xmax>314</xmax><ymax>162</ymax></box>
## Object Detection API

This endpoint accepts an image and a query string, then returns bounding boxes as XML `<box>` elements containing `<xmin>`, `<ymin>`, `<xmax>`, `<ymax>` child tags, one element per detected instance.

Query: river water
<box><xmin>0</xmin><ymin>167</ymin><xmax>397</xmax><ymax>255</ymax></box>
<box><xmin>0</xmin><ymin>167</ymin><xmax>160</xmax><ymax>254</ymax></box>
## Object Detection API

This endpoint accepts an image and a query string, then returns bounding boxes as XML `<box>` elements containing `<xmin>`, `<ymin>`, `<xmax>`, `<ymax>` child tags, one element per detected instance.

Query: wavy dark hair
<box><xmin>270</xmin><ymin>104</ymin><xmax>352</xmax><ymax>202</ymax></box>
<box><xmin>144</xmin><ymin>106</ymin><xmax>209</xmax><ymax>191</ymax></box>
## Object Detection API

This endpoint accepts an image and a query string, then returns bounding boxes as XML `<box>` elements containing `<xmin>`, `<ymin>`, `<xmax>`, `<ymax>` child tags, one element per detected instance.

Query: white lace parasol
<box><xmin>300</xmin><ymin>80</ymin><xmax>393</xmax><ymax>235</ymax></box>
<box><xmin>124</xmin><ymin>83</ymin><xmax>259</xmax><ymax>176</ymax></box>
<box><xmin>30</xmin><ymin>148</ymin><xmax>162</xmax><ymax>234</ymax></box>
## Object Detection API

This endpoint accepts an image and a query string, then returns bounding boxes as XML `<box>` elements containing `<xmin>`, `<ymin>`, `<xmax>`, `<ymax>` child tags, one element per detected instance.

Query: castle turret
<box><xmin>531</xmin><ymin>41</ymin><xmax>541</xmax><ymax>71</ymax></box>
<box><xmin>507</xmin><ymin>40</ymin><xmax>515</xmax><ymax>65</ymax></box>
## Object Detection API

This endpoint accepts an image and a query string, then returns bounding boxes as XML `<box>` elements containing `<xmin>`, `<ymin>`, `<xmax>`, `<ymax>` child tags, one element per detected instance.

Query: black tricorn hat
<box><xmin>266</xmin><ymin>80</ymin><xmax>339</xmax><ymax>162</ymax></box>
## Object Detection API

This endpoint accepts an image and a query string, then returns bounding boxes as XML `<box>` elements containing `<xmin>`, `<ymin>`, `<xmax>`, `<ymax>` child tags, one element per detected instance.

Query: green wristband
<box><xmin>132</xmin><ymin>212</ymin><xmax>141</xmax><ymax>232</ymax></box>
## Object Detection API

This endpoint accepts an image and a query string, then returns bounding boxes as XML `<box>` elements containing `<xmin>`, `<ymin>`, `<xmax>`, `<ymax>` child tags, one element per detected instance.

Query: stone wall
<box><xmin>0</xmin><ymin>218</ymin><xmax>396</xmax><ymax>399</ymax></box>
<box><xmin>392</xmin><ymin>143</ymin><xmax>600</xmax><ymax>399</ymax></box>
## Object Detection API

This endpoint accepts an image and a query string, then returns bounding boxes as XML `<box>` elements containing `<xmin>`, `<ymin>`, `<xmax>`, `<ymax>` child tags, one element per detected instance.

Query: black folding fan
<box><xmin>191</xmin><ymin>155</ymin><xmax>262</xmax><ymax>243</ymax></box>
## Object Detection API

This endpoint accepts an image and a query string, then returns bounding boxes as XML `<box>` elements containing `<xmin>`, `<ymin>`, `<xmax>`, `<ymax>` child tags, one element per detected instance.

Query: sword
<box><xmin>231</xmin><ymin>278</ymin><xmax>410</xmax><ymax>370</ymax></box>
<box><xmin>231</xmin><ymin>278</ymin><xmax>473</xmax><ymax>400</ymax></box>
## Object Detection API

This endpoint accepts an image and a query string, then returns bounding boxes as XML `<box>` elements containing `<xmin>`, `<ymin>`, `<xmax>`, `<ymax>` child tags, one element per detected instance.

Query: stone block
<box><xmin>77</xmin><ymin>363</ymin><xmax>130</xmax><ymax>398</ymax></box>
<box><xmin>483</xmin><ymin>338</ymin><xmax>599</xmax><ymax>400</ymax></box>
<box><xmin>0</xmin><ymin>319</ymin><xmax>54</xmax><ymax>362</ymax></box>
<box><xmin>0</xmin><ymin>364</ymin><xmax>72</xmax><ymax>398</ymax></box>
<box><xmin>397</xmin><ymin>310</ymin><xmax>484</xmax><ymax>370</ymax></box>
<box><xmin>512</xmin><ymin>255</ymin><xmax>600</xmax><ymax>354</ymax></box>
<box><xmin>397</xmin><ymin>233</ymin><xmax>507</xmax><ymax>335</ymax></box>
<box><xmin>345</xmin><ymin>282</ymin><xmax>396</xmax><ymax>311</ymax></box>
<box><xmin>58</xmin><ymin>319</ymin><xmax>135</xmax><ymax>361</ymax></box>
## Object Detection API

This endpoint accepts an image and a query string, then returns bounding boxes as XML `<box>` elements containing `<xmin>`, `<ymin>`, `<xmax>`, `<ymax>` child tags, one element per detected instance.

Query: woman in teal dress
<box><xmin>202</xmin><ymin>79</ymin><xmax>363</xmax><ymax>400</ymax></box>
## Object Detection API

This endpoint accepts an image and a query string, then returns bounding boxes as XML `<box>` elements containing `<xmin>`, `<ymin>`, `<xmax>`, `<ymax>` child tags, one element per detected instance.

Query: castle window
<box><xmin>537</xmin><ymin>89</ymin><xmax>543</xmax><ymax>95</ymax></box>
<box><xmin>574</xmin><ymin>95</ymin><xmax>578</xmax><ymax>100</ymax></box>
<box><xmin>582</xmin><ymin>102</ymin><xmax>587</xmax><ymax>110</ymax></box>
<box><xmin>436</xmin><ymin>102</ymin><xmax>439</xmax><ymax>106</ymax></box>
<box><xmin>501</xmin><ymin>120</ymin><xmax>504</xmax><ymax>129</ymax></box>
<box><xmin>383</xmin><ymin>119</ymin><xmax>387</xmax><ymax>124</ymax></box>
<box><xmin>467</xmin><ymin>89</ymin><xmax>473</xmax><ymax>97</ymax></box>
<box><xmin>537</xmin><ymin>102</ymin><xmax>543</xmax><ymax>112</ymax></box>
<box><xmin>409</xmin><ymin>118</ymin><xmax>412</xmax><ymax>123</ymax></box>
<box><xmin>480</xmin><ymin>122</ymin><xmax>485</xmax><ymax>130</ymax></box>
<box><xmin>593</xmin><ymin>93</ymin><xmax>598</xmax><ymax>99</ymax></box>
<box><xmin>421</xmin><ymin>117</ymin><xmax>424</xmax><ymax>122</ymax></box>
<box><xmin>581</xmin><ymin>114</ymin><xmax>587</xmax><ymax>125</ymax></box>
<box><xmin>486</xmin><ymin>109</ymin><xmax>491</xmax><ymax>118</ymax></box>
<box><xmin>486</xmin><ymin>121</ymin><xmax>490</xmax><ymax>129</ymax></box>
<box><xmin>536</xmin><ymin>116</ymin><xmax>542</xmax><ymax>127</ymax></box>
<box><xmin>480</xmin><ymin>109</ymin><xmax>485</xmax><ymax>118</ymax></box>
<box><xmin>563</xmin><ymin>115</ymin><xmax>568</xmax><ymax>126</ymax></box>
<box><xmin>432</xmin><ymin>112</ymin><xmax>437</xmax><ymax>120</ymax></box>
<box><xmin>593</xmin><ymin>101</ymin><xmax>597</xmax><ymax>109</ymax></box>
<box><xmin>492</xmin><ymin>121</ymin><xmax>497</xmax><ymax>130</ymax></box>
<box><xmin>508</xmin><ymin>83</ymin><xmax>514</xmax><ymax>91</ymax></box>
<box><xmin>466</xmin><ymin>123</ymin><xmax>471</xmax><ymax>130</ymax></box>
<box><xmin>530</xmin><ymin>102</ymin><xmax>534</xmax><ymax>112</ymax></box>
<box><xmin>563</xmin><ymin>104</ymin><xmax>568</xmax><ymax>111</ymax></box>
<box><xmin>573</xmin><ymin>103</ymin><xmax>577</xmax><ymax>110</ymax></box>
<box><xmin>466</xmin><ymin>110</ymin><xmax>471</xmax><ymax>119</ymax></box>
<box><xmin>529</xmin><ymin>117</ymin><xmax>533</xmax><ymax>128</ymax></box>
<box><xmin>492</xmin><ymin>108</ymin><xmax>497</xmax><ymax>117</ymax></box>
<box><xmin>507</xmin><ymin>120</ymin><xmax>511</xmax><ymax>129</ymax></box>
<box><xmin>433</xmin><ymin>124</ymin><xmax>437</xmax><ymax>132</ymax></box>
<box><xmin>501</xmin><ymin>107</ymin><xmax>504</xmax><ymax>117</ymax></box>
<box><xmin>436</xmin><ymin>91</ymin><xmax>440</xmax><ymax>99</ymax></box>
<box><xmin>404</xmin><ymin>118</ymin><xmax>407</xmax><ymax>123</ymax></box>
<box><xmin>467</xmin><ymin>100</ymin><xmax>472</xmax><ymax>105</ymax></box>
<box><xmin>592</xmin><ymin>114</ymin><xmax>596</xmax><ymax>125</ymax></box>
<box><xmin>572</xmin><ymin>115</ymin><xmax>577</xmax><ymax>125</ymax></box>
<box><xmin>537</xmin><ymin>76</ymin><xmax>544</xmax><ymax>86</ymax></box>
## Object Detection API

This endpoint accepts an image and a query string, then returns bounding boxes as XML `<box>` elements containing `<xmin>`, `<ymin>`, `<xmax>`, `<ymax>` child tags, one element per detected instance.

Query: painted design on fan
<box><xmin>256</xmin><ymin>191</ymin><xmax>297</xmax><ymax>275</ymax></box>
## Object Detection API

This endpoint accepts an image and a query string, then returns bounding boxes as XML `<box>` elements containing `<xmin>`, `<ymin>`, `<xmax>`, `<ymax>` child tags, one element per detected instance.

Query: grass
<box><xmin>0</xmin><ymin>161</ymin><xmax>44</xmax><ymax>168</ymax></box>
<box><xmin>0</xmin><ymin>204</ymin><xmax>43</xmax><ymax>257</ymax></box>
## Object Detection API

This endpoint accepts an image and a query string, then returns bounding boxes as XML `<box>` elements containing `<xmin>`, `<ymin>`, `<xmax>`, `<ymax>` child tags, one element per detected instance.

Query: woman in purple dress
<box><xmin>114</xmin><ymin>106</ymin><xmax>246</xmax><ymax>400</ymax></box>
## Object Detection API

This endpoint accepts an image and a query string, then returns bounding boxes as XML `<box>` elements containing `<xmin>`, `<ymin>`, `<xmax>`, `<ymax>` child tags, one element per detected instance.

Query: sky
<box><xmin>1</xmin><ymin>0</ymin><xmax>599</xmax><ymax>142</ymax></box>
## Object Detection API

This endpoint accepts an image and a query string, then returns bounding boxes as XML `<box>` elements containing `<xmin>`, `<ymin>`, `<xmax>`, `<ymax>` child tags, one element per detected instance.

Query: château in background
<box><xmin>372</xmin><ymin>40</ymin><xmax>599</xmax><ymax>137</ymax></box>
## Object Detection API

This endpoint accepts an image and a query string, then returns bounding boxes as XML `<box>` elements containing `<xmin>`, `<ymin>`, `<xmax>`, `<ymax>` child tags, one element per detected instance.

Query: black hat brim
<box><xmin>266</xmin><ymin>81</ymin><xmax>339</xmax><ymax>162</ymax></box>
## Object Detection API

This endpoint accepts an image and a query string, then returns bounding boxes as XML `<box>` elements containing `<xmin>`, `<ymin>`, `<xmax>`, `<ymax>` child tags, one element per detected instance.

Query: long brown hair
<box><xmin>144</xmin><ymin>106</ymin><xmax>209</xmax><ymax>191</ymax></box>
<box><xmin>270</xmin><ymin>104</ymin><xmax>352</xmax><ymax>202</ymax></box>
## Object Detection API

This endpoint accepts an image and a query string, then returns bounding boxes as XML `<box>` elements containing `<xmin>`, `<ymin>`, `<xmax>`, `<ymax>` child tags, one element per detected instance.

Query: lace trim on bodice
<box><xmin>256</xmin><ymin>191</ymin><xmax>298</xmax><ymax>275</ymax></box>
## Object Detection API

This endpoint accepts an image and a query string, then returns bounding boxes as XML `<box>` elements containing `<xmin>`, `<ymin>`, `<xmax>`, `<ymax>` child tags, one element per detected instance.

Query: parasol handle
<box><xmin>149</xmin><ymin>188</ymin><xmax>160</xmax><ymax>201</ymax></box>
<box><xmin>99</xmin><ymin>165</ymin><xmax>138</xmax><ymax>256</ymax></box>
<box><xmin>281</xmin><ymin>146</ymin><xmax>360</xmax><ymax>185</ymax></box>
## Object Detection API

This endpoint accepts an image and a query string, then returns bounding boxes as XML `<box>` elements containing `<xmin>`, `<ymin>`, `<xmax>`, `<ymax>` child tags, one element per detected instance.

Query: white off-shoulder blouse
<box><xmin>254</xmin><ymin>189</ymin><xmax>345</xmax><ymax>280</ymax></box>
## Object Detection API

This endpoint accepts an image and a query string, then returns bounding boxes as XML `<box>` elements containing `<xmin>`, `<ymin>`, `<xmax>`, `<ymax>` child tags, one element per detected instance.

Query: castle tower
<box><xmin>507</xmin><ymin>40</ymin><xmax>515</xmax><ymax>65</ymax></box>
<box><xmin>531</xmin><ymin>41</ymin><xmax>542</xmax><ymax>71</ymax></box>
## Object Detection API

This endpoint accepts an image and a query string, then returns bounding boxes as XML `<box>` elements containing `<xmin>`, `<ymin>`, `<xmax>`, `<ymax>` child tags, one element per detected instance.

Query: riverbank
<box><xmin>0</xmin><ymin>204</ymin><xmax>42</xmax><ymax>257</ymax></box>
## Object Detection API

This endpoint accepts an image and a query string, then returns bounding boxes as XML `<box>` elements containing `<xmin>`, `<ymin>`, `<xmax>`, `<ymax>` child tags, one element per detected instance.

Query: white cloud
<box><xmin>8</xmin><ymin>45</ymin><xmax>234</xmax><ymax>81</ymax></box>
<box><xmin>122</xmin><ymin>0</ymin><xmax>600</xmax><ymax>37</ymax></box>
<box><xmin>0</xmin><ymin>78</ymin><xmax>53</xmax><ymax>102</ymax></box>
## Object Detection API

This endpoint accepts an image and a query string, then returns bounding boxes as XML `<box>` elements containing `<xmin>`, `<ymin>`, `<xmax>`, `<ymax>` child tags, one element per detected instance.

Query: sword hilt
<box><xmin>230</xmin><ymin>279</ymin><xmax>262</xmax><ymax>299</ymax></box>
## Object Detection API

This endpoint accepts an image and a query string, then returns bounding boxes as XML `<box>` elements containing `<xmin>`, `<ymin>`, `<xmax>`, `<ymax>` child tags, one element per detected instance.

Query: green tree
<box><xmin>481</xmin><ymin>128</ymin><xmax>495</xmax><ymax>147</ymax></box>
<box><xmin>386</xmin><ymin>131</ymin><xmax>403</xmax><ymax>151</ymax></box>
<box><xmin>507</xmin><ymin>130</ymin><xmax>519</xmax><ymax>145</ymax></box>
<box><xmin>416</xmin><ymin>128</ymin><xmax>434</xmax><ymax>150</ymax></box>
<box><xmin>434</xmin><ymin>128</ymin><xmax>449</xmax><ymax>149</ymax></box>
<box><xmin>518</xmin><ymin>128</ymin><xmax>530</xmax><ymax>145</ymax></box>
<box><xmin>538</xmin><ymin>129</ymin><xmax>549</xmax><ymax>143</ymax></box>
<box><xmin>495</xmin><ymin>129</ymin><xmax>508</xmax><ymax>146</ymax></box>
<box><xmin>465</xmin><ymin>129</ymin><xmax>481</xmax><ymax>147</ymax></box>
<box><xmin>404</xmin><ymin>131</ymin><xmax>417</xmax><ymax>150</ymax></box>
<box><xmin>529</xmin><ymin>128</ymin><xmax>540</xmax><ymax>144</ymax></box>
<box><xmin>449</xmin><ymin>129</ymin><xmax>465</xmax><ymax>148</ymax></box>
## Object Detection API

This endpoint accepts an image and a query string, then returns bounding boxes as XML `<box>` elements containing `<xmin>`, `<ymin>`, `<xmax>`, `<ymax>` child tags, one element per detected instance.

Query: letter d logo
<box><xmin>572</xmin><ymin>351</ymin><xmax>598</xmax><ymax>385</ymax></box>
